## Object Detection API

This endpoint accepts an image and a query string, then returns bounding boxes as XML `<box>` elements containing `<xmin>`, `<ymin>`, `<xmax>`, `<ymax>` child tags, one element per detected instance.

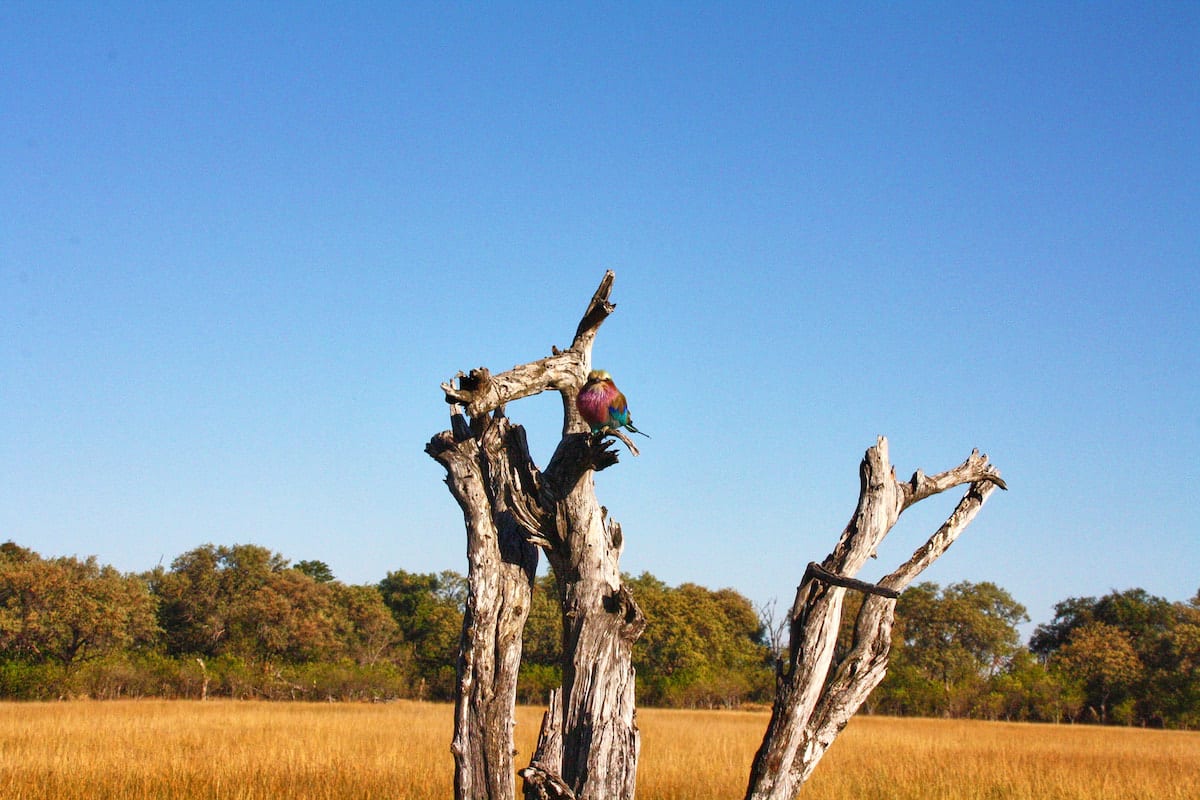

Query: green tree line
<box><xmin>1</xmin><ymin>541</ymin><xmax>1197</xmax><ymax>727</ymax></box>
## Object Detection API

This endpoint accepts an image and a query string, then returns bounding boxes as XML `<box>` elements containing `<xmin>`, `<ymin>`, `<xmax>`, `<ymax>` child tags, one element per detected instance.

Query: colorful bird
<box><xmin>576</xmin><ymin>369</ymin><xmax>649</xmax><ymax>437</ymax></box>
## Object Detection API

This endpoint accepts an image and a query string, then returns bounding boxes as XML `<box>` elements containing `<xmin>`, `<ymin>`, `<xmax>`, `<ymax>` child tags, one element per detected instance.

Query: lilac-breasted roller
<box><xmin>576</xmin><ymin>369</ymin><xmax>650</xmax><ymax>437</ymax></box>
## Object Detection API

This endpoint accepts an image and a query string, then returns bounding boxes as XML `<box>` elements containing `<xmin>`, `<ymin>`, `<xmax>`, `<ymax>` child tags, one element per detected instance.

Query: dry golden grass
<box><xmin>0</xmin><ymin>700</ymin><xmax>459</xmax><ymax>800</ymax></box>
<box><xmin>638</xmin><ymin>711</ymin><xmax>1200</xmax><ymax>800</ymax></box>
<box><xmin>1</xmin><ymin>701</ymin><xmax>1197</xmax><ymax>799</ymax></box>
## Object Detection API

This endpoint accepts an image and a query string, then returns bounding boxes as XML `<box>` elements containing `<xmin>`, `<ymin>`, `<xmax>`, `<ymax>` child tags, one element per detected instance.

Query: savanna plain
<box><xmin>2</xmin><ymin>701</ymin><xmax>1197</xmax><ymax>800</ymax></box>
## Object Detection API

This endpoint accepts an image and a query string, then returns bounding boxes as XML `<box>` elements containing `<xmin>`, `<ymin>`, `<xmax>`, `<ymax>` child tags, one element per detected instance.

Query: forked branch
<box><xmin>745</xmin><ymin>437</ymin><xmax>1005</xmax><ymax>800</ymax></box>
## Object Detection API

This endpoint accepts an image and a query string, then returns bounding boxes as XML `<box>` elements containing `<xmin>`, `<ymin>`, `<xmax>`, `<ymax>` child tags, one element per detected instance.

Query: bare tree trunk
<box><xmin>744</xmin><ymin>438</ymin><xmax>1006</xmax><ymax>799</ymax></box>
<box><xmin>430</xmin><ymin>272</ymin><xmax>643</xmax><ymax>800</ymax></box>
<box><xmin>428</xmin><ymin>414</ymin><xmax>540</xmax><ymax>800</ymax></box>
<box><xmin>537</xmin><ymin>478</ymin><xmax>643</xmax><ymax>799</ymax></box>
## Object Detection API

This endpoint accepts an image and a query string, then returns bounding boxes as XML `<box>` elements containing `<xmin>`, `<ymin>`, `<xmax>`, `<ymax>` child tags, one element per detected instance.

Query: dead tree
<box><xmin>744</xmin><ymin>438</ymin><xmax>1006</xmax><ymax>799</ymax></box>
<box><xmin>428</xmin><ymin>271</ymin><xmax>643</xmax><ymax>800</ymax></box>
<box><xmin>428</xmin><ymin>272</ymin><xmax>1005</xmax><ymax>800</ymax></box>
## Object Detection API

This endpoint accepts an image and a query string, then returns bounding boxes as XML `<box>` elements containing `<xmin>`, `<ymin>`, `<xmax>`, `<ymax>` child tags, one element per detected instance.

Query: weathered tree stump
<box><xmin>428</xmin><ymin>272</ymin><xmax>642</xmax><ymax>800</ymax></box>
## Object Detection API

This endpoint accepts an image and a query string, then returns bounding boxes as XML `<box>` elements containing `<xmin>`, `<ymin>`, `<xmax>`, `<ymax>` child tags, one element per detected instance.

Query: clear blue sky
<box><xmin>3</xmin><ymin>3</ymin><xmax>1197</xmax><ymax>633</ymax></box>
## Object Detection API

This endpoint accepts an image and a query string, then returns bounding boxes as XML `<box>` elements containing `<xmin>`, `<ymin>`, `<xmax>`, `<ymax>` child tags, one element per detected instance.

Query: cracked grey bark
<box><xmin>744</xmin><ymin>439</ymin><xmax>1006</xmax><ymax>800</ymax></box>
<box><xmin>428</xmin><ymin>271</ymin><xmax>642</xmax><ymax>800</ymax></box>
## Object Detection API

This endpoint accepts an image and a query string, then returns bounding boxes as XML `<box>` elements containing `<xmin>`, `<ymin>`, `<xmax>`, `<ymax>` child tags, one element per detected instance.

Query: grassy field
<box><xmin>1</xmin><ymin>701</ymin><xmax>1197</xmax><ymax>799</ymax></box>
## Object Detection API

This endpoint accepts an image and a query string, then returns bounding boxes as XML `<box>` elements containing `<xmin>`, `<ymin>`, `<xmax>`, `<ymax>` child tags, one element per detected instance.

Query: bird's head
<box><xmin>586</xmin><ymin>369</ymin><xmax>613</xmax><ymax>384</ymax></box>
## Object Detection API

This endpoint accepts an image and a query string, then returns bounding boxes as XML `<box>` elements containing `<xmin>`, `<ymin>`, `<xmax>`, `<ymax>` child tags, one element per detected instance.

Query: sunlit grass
<box><xmin>636</xmin><ymin>710</ymin><xmax>1200</xmax><ymax>800</ymax></box>
<box><xmin>1</xmin><ymin>701</ymin><xmax>1197</xmax><ymax>799</ymax></box>
<box><xmin>0</xmin><ymin>700</ymin><xmax>458</xmax><ymax>800</ymax></box>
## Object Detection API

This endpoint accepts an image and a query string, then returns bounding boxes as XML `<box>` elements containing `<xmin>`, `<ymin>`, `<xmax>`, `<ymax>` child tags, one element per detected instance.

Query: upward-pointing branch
<box><xmin>745</xmin><ymin>437</ymin><xmax>1005</xmax><ymax>800</ymax></box>
<box><xmin>439</xmin><ymin>270</ymin><xmax>617</xmax><ymax>420</ymax></box>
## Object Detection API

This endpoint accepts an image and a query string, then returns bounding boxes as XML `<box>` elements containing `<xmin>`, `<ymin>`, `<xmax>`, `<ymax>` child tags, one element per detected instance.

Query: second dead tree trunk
<box><xmin>427</xmin><ymin>271</ymin><xmax>1006</xmax><ymax>800</ymax></box>
<box><xmin>744</xmin><ymin>439</ymin><xmax>1006</xmax><ymax>800</ymax></box>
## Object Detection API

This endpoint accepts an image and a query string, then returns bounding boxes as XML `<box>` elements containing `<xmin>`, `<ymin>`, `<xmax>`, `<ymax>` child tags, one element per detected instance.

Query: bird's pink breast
<box><xmin>577</xmin><ymin>384</ymin><xmax>613</xmax><ymax>424</ymax></box>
